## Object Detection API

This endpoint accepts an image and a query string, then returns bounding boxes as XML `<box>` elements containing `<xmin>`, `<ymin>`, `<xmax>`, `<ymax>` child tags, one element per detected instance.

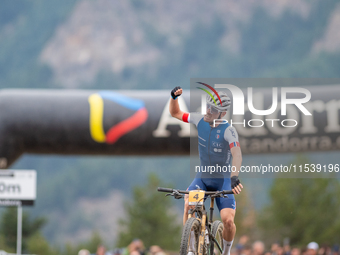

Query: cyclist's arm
<box><xmin>230</xmin><ymin>146</ymin><xmax>242</xmax><ymax>177</ymax></box>
<box><xmin>231</xmin><ymin>146</ymin><xmax>243</xmax><ymax>194</ymax></box>
<box><xmin>224</xmin><ymin>126</ymin><xmax>243</xmax><ymax>194</ymax></box>
<box><xmin>224</xmin><ymin>126</ymin><xmax>243</xmax><ymax>176</ymax></box>
<box><xmin>169</xmin><ymin>87</ymin><xmax>189</xmax><ymax>122</ymax></box>
<box><xmin>169</xmin><ymin>97</ymin><xmax>186</xmax><ymax>121</ymax></box>
<box><xmin>169</xmin><ymin>87</ymin><xmax>202</xmax><ymax>125</ymax></box>
<box><xmin>225</xmin><ymin>126</ymin><xmax>243</xmax><ymax>194</ymax></box>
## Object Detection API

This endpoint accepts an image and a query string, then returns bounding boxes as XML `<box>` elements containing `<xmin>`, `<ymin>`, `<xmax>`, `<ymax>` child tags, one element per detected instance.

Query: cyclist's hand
<box><xmin>171</xmin><ymin>86</ymin><xmax>182</xmax><ymax>99</ymax></box>
<box><xmin>231</xmin><ymin>176</ymin><xmax>243</xmax><ymax>194</ymax></box>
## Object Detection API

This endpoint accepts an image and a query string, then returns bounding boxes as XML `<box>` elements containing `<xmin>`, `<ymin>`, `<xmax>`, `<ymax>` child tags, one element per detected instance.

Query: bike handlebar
<box><xmin>157</xmin><ymin>187</ymin><xmax>234</xmax><ymax>195</ymax></box>
<box><xmin>157</xmin><ymin>187</ymin><xmax>175</xmax><ymax>193</ymax></box>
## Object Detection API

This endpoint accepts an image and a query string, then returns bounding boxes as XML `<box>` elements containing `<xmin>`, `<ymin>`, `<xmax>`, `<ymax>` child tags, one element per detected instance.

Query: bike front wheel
<box><xmin>210</xmin><ymin>220</ymin><xmax>224</xmax><ymax>255</ymax></box>
<box><xmin>180</xmin><ymin>217</ymin><xmax>200</xmax><ymax>255</ymax></box>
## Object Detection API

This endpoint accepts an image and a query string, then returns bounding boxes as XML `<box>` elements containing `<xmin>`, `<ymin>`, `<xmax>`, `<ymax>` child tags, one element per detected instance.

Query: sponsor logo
<box><xmin>88</xmin><ymin>91</ymin><xmax>148</xmax><ymax>144</ymax></box>
<box><xmin>212</xmin><ymin>142</ymin><xmax>223</xmax><ymax>148</ymax></box>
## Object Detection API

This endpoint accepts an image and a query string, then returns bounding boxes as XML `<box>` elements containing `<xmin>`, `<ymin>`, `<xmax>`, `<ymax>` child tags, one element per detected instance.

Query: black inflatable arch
<box><xmin>0</xmin><ymin>86</ymin><xmax>339</xmax><ymax>168</ymax></box>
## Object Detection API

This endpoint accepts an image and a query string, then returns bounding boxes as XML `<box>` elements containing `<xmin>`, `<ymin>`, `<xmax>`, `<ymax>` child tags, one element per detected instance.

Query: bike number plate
<box><xmin>188</xmin><ymin>190</ymin><xmax>205</xmax><ymax>205</ymax></box>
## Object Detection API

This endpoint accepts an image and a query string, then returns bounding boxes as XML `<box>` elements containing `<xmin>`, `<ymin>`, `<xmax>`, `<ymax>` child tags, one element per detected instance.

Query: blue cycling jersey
<box><xmin>188</xmin><ymin>113</ymin><xmax>240</xmax><ymax>178</ymax></box>
<box><xmin>197</xmin><ymin>118</ymin><xmax>231</xmax><ymax>178</ymax></box>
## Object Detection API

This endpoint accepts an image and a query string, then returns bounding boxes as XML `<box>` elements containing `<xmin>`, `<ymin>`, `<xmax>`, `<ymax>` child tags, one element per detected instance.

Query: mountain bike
<box><xmin>157</xmin><ymin>187</ymin><xmax>233</xmax><ymax>255</ymax></box>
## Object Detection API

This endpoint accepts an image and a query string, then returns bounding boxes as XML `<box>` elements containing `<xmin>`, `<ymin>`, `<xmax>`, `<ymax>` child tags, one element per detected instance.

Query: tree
<box><xmin>60</xmin><ymin>232</ymin><xmax>103</xmax><ymax>255</ymax></box>
<box><xmin>116</xmin><ymin>173</ymin><xmax>181</xmax><ymax>250</ymax></box>
<box><xmin>26</xmin><ymin>229</ymin><xmax>104</xmax><ymax>255</ymax></box>
<box><xmin>234</xmin><ymin>188</ymin><xmax>257</xmax><ymax>239</ymax></box>
<box><xmin>258</xmin><ymin>155</ymin><xmax>340</xmax><ymax>246</ymax></box>
<box><xmin>0</xmin><ymin>207</ymin><xmax>46</xmax><ymax>253</ymax></box>
<box><xmin>26</xmin><ymin>233</ymin><xmax>58</xmax><ymax>255</ymax></box>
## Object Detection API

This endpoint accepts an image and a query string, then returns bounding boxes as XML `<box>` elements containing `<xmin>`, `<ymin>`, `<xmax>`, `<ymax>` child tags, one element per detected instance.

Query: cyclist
<box><xmin>169</xmin><ymin>86</ymin><xmax>243</xmax><ymax>255</ymax></box>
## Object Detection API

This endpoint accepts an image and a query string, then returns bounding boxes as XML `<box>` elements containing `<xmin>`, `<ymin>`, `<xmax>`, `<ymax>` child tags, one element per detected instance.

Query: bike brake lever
<box><xmin>173</xmin><ymin>190</ymin><xmax>184</xmax><ymax>199</ymax></box>
<box><xmin>165</xmin><ymin>191</ymin><xmax>184</xmax><ymax>199</ymax></box>
<box><xmin>219</xmin><ymin>191</ymin><xmax>229</xmax><ymax>198</ymax></box>
<box><xmin>212</xmin><ymin>192</ymin><xmax>228</xmax><ymax>199</ymax></box>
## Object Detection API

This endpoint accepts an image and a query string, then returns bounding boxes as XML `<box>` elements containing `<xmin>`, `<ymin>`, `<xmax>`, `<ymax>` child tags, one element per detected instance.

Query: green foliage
<box><xmin>0</xmin><ymin>234</ymin><xmax>14</xmax><ymax>253</ymax></box>
<box><xmin>234</xmin><ymin>188</ymin><xmax>257</xmax><ymax>238</ymax></box>
<box><xmin>0</xmin><ymin>205</ymin><xmax>106</xmax><ymax>255</ymax></box>
<box><xmin>0</xmin><ymin>207</ymin><xmax>46</xmax><ymax>253</ymax></box>
<box><xmin>116</xmin><ymin>173</ymin><xmax>181</xmax><ymax>250</ymax></box>
<box><xmin>26</xmin><ymin>233</ymin><xmax>59</xmax><ymax>255</ymax></box>
<box><xmin>259</xmin><ymin>155</ymin><xmax>340</xmax><ymax>246</ymax></box>
<box><xmin>80</xmin><ymin>232</ymin><xmax>104</xmax><ymax>253</ymax></box>
<box><xmin>26</xmin><ymin>228</ymin><xmax>104</xmax><ymax>255</ymax></box>
<box><xmin>60</xmin><ymin>232</ymin><xmax>103</xmax><ymax>255</ymax></box>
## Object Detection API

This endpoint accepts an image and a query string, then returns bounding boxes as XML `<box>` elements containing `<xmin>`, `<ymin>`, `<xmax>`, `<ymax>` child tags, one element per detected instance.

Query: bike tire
<box><xmin>210</xmin><ymin>220</ymin><xmax>224</xmax><ymax>255</ymax></box>
<box><xmin>180</xmin><ymin>217</ymin><xmax>200</xmax><ymax>255</ymax></box>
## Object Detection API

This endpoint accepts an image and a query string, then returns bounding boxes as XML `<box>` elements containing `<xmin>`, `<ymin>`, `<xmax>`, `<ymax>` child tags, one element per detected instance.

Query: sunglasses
<box><xmin>206</xmin><ymin>104</ymin><xmax>220</xmax><ymax>114</ymax></box>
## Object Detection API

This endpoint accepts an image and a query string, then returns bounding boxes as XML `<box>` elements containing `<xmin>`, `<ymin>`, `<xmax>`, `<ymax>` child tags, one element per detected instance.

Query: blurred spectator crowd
<box><xmin>232</xmin><ymin>236</ymin><xmax>339</xmax><ymax>255</ymax></box>
<box><xmin>78</xmin><ymin>239</ymin><xmax>165</xmax><ymax>255</ymax></box>
<box><xmin>77</xmin><ymin>236</ymin><xmax>340</xmax><ymax>255</ymax></box>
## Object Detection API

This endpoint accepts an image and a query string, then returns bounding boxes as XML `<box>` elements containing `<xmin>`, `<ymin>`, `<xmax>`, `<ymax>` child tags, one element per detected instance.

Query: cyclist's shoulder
<box><xmin>189</xmin><ymin>112</ymin><xmax>203</xmax><ymax>119</ymax></box>
<box><xmin>189</xmin><ymin>112</ymin><xmax>204</xmax><ymax>126</ymax></box>
<box><xmin>224</xmin><ymin>124</ymin><xmax>239</xmax><ymax>141</ymax></box>
<box><xmin>225</xmin><ymin>124</ymin><xmax>237</xmax><ymax>132</ymax></box>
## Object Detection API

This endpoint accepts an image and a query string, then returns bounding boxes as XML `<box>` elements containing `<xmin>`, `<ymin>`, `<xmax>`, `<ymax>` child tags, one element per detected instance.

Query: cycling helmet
<box><xmin>206</xmin><ymin>91</ymin><xmax>231</xmax><ymax>112</ymax></box>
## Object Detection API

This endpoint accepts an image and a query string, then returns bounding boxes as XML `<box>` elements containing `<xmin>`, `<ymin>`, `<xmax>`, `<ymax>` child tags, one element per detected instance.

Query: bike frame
<box><xmin>188</xmin><ymin>196</ymin><xmax>223</xmax><ymax>255</ymax></box>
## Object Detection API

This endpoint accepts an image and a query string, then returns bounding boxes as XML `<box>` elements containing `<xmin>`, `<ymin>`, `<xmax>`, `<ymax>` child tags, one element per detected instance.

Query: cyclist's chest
<box><xmin>197</xmin><ymin>122</ymin><xmax>229</xmax><ymax>154</ymax></box>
